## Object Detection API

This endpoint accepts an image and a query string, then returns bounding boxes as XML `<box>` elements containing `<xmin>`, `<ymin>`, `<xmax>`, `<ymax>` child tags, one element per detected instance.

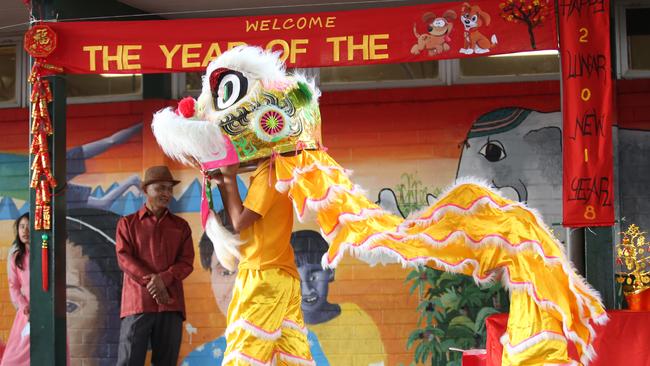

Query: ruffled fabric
<box><xmin>274</xmin><ymin>149</ymin><xmax>607</xmax><ymax>366</ymax></box>
<box><xmin>223</xmin><ymin>268</ymin><xmax>313</xmax><ymax>366</ymax></box>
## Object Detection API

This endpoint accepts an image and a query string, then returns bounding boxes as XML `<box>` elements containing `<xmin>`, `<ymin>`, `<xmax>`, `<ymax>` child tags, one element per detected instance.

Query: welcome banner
<box><xmin>559</xmin><ymin>0</ymin><xmax>615</xmax><ymax>227</ymax></box>
<box><xmin>44</xmin><ymin>0</ymin><xmax>557</xmax><ymax>73</ymax></box>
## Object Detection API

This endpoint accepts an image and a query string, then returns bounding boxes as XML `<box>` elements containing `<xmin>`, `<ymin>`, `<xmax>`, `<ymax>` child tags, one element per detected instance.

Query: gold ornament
<box><xmin>616</xmin><ymin>224</ymin><xmax>650</xmax><ymax>294</ymax></box>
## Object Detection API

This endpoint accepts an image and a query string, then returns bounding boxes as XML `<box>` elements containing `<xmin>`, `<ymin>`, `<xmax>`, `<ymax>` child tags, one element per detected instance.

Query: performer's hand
<box><xmin>207</xmin><ymin>169</ymin><xmax>225</xmax><ymax>185</ymax></box>
<box><xmin>221</xmin><ymin>163</ymin><xmax>240</xmax><ymax>177</ymax></box>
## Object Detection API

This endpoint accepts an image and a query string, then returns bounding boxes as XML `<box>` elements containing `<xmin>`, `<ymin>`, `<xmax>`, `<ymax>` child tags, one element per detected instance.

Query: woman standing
<box><xmin>1</xmin><ymin>213</ymin><xmax>30</xmax><ymax>366</ymax></box>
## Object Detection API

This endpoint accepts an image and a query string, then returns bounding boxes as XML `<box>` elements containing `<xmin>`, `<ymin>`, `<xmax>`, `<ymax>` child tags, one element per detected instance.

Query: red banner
<box><xmin>559</xmin><ymin>0</ymin><xmax>614</xmax><ymax>227</ymax></box>
<box><xmin>44</xmin><ymin>0</ymin><xmax>557</xmax><ymax>74</ymax></box>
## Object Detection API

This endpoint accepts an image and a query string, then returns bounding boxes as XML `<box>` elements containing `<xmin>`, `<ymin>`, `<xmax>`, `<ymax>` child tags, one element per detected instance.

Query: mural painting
<box><xmin>0</xmin><ymin>84</ymin><xmax>647</xmax><ymax>365</ymax></box>
<box><xmin>457</xmin><ymin>107</ymin><xmax>650</xmax><ymax>242</ymax></box>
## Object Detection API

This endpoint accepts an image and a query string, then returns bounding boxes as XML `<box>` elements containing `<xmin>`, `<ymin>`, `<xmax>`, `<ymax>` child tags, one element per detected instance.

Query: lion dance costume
<box><xmin>152</xmin><ymin>46</ymin><xmax>607</xmax><ymax>366</ymax></box>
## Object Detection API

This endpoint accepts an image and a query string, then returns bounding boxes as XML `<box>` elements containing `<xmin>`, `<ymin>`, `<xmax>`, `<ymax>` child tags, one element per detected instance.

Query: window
<box><xmin>0</xmin><ymin>43</ymin><xmax>20</xmax><ymax>106</ymax></box>
<box><xmin>319</xmin><ymin>61</ymin><xmax>442</xmax><ymax>90</ymax></box>
<box><xmin>67</xmin><ymin>74</ymin><xmax>142</xmax><ymax>103</ymax></box>
<box><xmin>453</xmin><ymin>50</ymin><xmax>560</xmax><ymax>83</ymax></box>
<box><xmin>617</xmin><ymin>3</ymin><xmax>650</xmax><ymax>78</ymax></box>
<box><xmin>179</xmin><ymin>71</ymin><xmax>203</xmax><ymax>96</ymax></box>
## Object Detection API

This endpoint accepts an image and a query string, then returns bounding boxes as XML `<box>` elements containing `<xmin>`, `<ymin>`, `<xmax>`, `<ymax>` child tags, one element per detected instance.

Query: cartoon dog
<box><xmin>410</xmin><ymin>10</ymin><xmax>457</xmax><ymax>56</ymax></box>
<box><xmin>459</xmin><ymin>2</ymin><xmax>497</xmax><ymax>54</ymax></box>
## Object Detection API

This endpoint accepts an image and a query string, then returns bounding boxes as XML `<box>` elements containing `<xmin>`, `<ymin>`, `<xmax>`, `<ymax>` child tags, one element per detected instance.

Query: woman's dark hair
<box><xmin>12</xmin><ymin>212</ymin><xmax>29</xmax><ymax>271</ymax></box>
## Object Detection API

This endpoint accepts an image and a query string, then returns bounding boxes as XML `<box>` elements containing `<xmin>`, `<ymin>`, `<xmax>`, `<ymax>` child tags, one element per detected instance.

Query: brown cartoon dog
<box><xmin>410</xmin><ymin>10</ymin><xmax>457</xmax><ymax>56</ymax></box>
<box><xmin>459</xmin><ymin>2</ymin><xmax>497</xmax><ymax>54</ymax></box>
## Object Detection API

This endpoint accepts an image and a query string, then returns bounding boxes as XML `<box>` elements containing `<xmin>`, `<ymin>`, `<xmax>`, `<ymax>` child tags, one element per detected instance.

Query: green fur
<box><xmin>287</xmin><ymin>81</ymin><xmax>313</xmax><ymax>107</ymax></box>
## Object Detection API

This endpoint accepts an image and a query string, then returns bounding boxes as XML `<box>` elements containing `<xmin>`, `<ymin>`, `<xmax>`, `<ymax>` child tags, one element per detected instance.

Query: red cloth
<box><xmin>486</xmin><ymin>311</ymin><xmax>650</xmax><ymax>366</ymax></box>
<box><xmin>115</xmin><ymin>206</ymin><xmax>194</xmax><ymax>319</ymax></box>
<box><xmin>462</xmin><ymin>349</ymin><xmax>487</xmax><ymax>366</ymax></box>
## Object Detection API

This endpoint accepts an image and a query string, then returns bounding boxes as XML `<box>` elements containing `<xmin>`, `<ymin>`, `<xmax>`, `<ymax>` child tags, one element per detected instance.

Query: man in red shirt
<box><xmin>115</xmin><ymin>166</ymin><xmax>194</xmax><ymax>366</ymax></box>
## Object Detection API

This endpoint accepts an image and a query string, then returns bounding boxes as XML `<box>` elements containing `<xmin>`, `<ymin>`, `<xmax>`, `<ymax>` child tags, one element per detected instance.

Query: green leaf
<box><xmin>406</xmin><ymin>330</ymin><xmax>423</xmax><ymax>349</ymax></box>
<box><xmin>446</xmin><ymin>315</ymin><xmax>476</xmax><ymax>339</ymax></box>
<box><xmin>423</xmin><ymin>325</ymin><xmax>445</xmax><ymax>338</ymax></box>
<box><xmin>438</xmin><ymin>339</ymin><xmax>456</xmax><ymax>352</ymax></box>
<box><xmin>449</xmin><ymin>315</ymin><xmax>474</xmax><ymax>327</ymax></box>
<box><xmin>406</xmin><ymin>270</ymin><xmax>422</xmax><ymax>281</ymax></box>
<box><xmin>440</xmin><ymin>288</ymin><xmax>461</xmax><ymax>310</ymax></box>
<box><xmin>436</xmin><ymin>272</ymin><xmax>465</xmax><ymax>288</ymax></box>
<box><xmin>474</xmin><ymin>307</ymin><xmax>500</xmax><ymax>333</ymax></box>
<box><xmin>408</xmin><ymin>280</ymin><xmax>421</xmax><ymax>295</ymax></box>
<box><xmin>414</xmin><ymin>342</ymin><xmax>427</xmax><ymax>363</ymax></box>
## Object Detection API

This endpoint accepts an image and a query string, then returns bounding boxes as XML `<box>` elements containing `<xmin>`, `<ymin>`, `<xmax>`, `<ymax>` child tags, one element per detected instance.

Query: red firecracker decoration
<box><xmin>24</xmin><ymin>24</ymin><xmax>61</xmax><ymax>292</ymax></box>
<box><xmin>24</xmin><ymin>24</ymin><xmax>60</xmax><ymax>233</ymax></box>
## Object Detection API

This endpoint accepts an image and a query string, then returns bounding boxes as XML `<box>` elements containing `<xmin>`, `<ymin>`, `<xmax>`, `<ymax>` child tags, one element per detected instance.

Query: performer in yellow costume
<box><xmin>212</xmin><ymin>158</ymin><xmax>314</xmax><ymax>366</ymax></box>
<box><xmin>152</xmin><ymin>46</ymin><xmax>607</xmax><ymax>366</ymax></box>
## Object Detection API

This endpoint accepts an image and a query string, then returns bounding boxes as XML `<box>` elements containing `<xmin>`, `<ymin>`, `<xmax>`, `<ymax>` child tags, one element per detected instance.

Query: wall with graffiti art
<box><xmin>0</xmin><ymin>79</ymin><xmax>648</xmax><ymax>366</ymax></box>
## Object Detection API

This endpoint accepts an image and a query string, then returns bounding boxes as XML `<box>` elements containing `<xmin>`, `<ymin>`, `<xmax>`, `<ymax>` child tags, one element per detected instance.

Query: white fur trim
<box><xmin>501</xmin><ymin>331</ymin><xmax>567</xmax><ymax>355</ymax></box>
<box><xmin>225</xmin><ymin>319</ymin><xmax>281</xmax><ymax>341</ymax></box>
<box><xmin>222</xmin><ymin>351</ymin><xmax>315</xmax><ymax>366</ymax></box>
<box><xmin>196</xmin><ymin>46</ymin><xmax>287</xmax><ymax>126</ymax></box>
<box><xmin>206</xmin><ymin>210</ymin><xmax>242</xmax><ymax>272</ymax></box>
<box><xmin>204</xmin><ymin>46</ymin><xmax>286</xmax><ymax>89</ymax></box>
<box><xmin>322</xmin><ymin>207</ymin><xmax>390</xmax><ymax>240</ymax></box>
<box><xmin>275</xmin><ymin>162</ymin><xmax>352</xmax><ymax>193</ymax></box>
<box><xmin>501</xmin><ymin>270</ymin><xmax>598</xmax><ymax>365</ymax></box>
<box><xmin>277</xmin><ymin>352</ymin><xmax>316</xmax><ymax>366</ymax></box>
<box><xmin>151</xmin><ymin>107</ymin><xmax>228</xmax><ymax>166</ymax></box>
<box><xmin>281</xmin><ymin>320</ymin><xmax>309</xmax><ymax>336</ymax></box>
<box><xmin>223</xmin><ymin>351</ymin><xmax>273</xmax><ymax>366</ymax></box>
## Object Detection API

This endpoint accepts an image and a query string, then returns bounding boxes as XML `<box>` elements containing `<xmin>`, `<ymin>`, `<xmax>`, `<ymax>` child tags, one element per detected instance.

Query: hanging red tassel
<box><xmin>41</xmin><ymin>233</ymin><xmax>49</xmax><ymax>292</ymax></box>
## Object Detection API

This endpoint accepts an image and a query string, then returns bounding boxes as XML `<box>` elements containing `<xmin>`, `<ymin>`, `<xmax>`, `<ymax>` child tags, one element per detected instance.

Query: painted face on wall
<box><xmin>297</xmin><ymin>263</ymin><xmax>333</xmax><ymax>314</ymax></box>
<box><xmin>64</xmin><ymin>209</ymin><xmax>123</xmax><ymax>362</ymax></box>
<box><xmin>209</xmin><ymin>253</ymin><xmax>237</xmax><ymax>315</ymax></box>
<box><xmin>66</xmin><ymin>241</ymin><xmax>103</xmax><ymax>348</ymax></box>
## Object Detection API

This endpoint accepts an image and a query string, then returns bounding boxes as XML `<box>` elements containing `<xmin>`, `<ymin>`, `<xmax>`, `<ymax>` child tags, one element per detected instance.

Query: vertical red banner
<box><xmin>559</xmin><ymin>0</ymin><xmax>615</xmax><ymax>227</ymax></box>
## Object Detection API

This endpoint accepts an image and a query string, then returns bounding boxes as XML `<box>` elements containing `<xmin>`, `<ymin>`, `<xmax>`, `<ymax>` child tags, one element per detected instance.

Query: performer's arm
<box><xmin>217</xmin><ymin>164</ymin><xmax>261</xmax><ymax>233</ymax></box>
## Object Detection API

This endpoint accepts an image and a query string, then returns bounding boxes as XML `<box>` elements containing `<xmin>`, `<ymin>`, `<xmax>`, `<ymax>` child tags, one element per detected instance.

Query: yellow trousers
<box><xmin>223</xmin><ymin>268</ymin><xmax>314</xmax><ymax>366</ymax></box>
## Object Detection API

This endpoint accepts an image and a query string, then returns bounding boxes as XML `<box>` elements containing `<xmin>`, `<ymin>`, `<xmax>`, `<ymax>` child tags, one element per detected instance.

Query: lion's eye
<box><xmin>210</xmin><ymin>70</ymin><xmax>248</xmax><ymax>111</ymax></box>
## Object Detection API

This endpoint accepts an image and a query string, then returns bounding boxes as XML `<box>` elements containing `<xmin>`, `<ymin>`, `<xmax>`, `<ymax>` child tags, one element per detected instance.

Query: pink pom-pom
<box><xmin>177</xmin><ymin>97</ymin><xmax>196</xmax><ymax>118</ymax></box>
